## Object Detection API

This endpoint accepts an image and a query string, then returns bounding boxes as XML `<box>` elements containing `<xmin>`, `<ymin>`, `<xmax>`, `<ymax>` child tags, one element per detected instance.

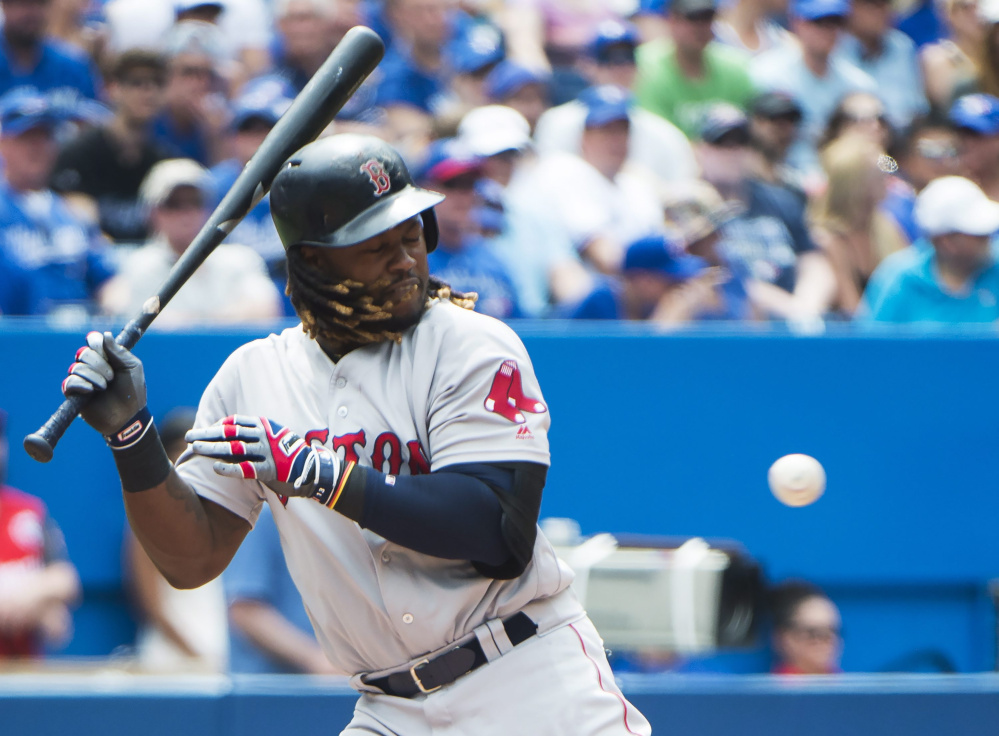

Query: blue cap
<box><xmin>623</xmin><ymin>234</ymin><xmax>706</xmax><ymax>280</ymax></box>
<box><xmin>412</xmin><ymin>138</ymin><xmax>482</xmax><ymax>183</ymax></box>
<box><xmin>447</xmin><ymin>25</ymin><xmax>505</xmax><ymax>75</ymax></box>
<box><xmin>588</xmin><ymin>20</ymin><xmax>639</xmax><ymax>62</ymax></box>
<box><xmin>792</xmin><ymin>0</ymin><xmax>850</xmax><ymax>20</ymax></box>
<box><xmin>484</xmin><ymin>61</ymin><xmax>549</xmax><ymax>102</ymax></box>
<box><xmin>0</xmin><ymin>90</ymin><xmax>60</xmax><ymax>137</ymax></box>
<box><xmin>581</xmin><ymin>85</ymin><xmax>632</xmax><ymax>128</ymax></box>
<box><xmin>949</xmin><ymin>94</ymin><xmax>999</xmax><ymax>135</ymax></box>
<box><xmin>230</xmin><ymin>75</ymin><xmax>295</xmax><ymax>130</ymax></box>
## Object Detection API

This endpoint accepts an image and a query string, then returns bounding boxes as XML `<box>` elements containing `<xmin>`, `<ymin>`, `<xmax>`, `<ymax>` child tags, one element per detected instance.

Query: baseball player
<box><xmin>61</xmin><ymin>134</ymin><xmax>651</xmax><ymax>735</ymax></box>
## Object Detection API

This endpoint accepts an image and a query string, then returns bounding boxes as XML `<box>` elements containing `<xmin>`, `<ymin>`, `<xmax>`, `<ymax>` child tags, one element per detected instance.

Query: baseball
<box><xmin>768</xmin><ymin>454</ymin><xmax>826</xmax><ymax>507</ymax></box>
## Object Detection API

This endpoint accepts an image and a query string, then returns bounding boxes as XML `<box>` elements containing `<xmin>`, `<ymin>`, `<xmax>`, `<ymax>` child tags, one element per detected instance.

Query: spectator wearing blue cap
<box><xmin>511</xmin><ymin>85</ymin><xmax>666</xmax><ymax>275</ymax></box>
<box><xmin>0</xmin><ymin>0</ymin><xmax>102</xmax><ymax>105</ymax></box>
<box><xmin>50</xmin><ymin>49</ymin><xmax>173</xmax><ymax>244</ymax></box>
<box><xmin>209</xmin><ymin>75</ymin><xmax>296</xmax><ymax>314</ymax></box>
<box><xmin>695</xmin><ymin>102</ymin><xmax>838</xmax><ymax>320</ymax></box>
<box><xmin>445</xmin><ymin>23</ymin><xmax>506</xmax><ymax>110</ymax></box>
<box><xmin>569</xmin><ymin>233</ymin><xmax>725</xmax><ymax>325</ymax></box>
<box><xmin>483</xmin><ymin>60</ymin><xmax>551</xmax><ymax>132</ymax></box>
<box><xmin>714</xmin><ymin>0</ymin><xmax>794</xmax><ymax>56</ymax></box>
<box><xmin>415</xmin><ymin>138</ymin><xmax>524</xmax><ymax>320</ymax></box>
<box><xmin>0</xmin><ymin>90</ymin><xmax>116</xmax><ymax>317</ymax></box>
<box><xmin>949</xmin><ymin>93</ymin><xmax>999</xmax><ymax>199</ymax></box>
<box><xmin>750</xmin><ymin>0</ymin><xmax>878</xmax><ymax>180</ymax></box>
<box><xmin>634</xmin><ymin>0</ymin><xmax>757</xmax><ymax>140</ymax></box>
<box><xmin>860</xmin><ymin>175</ymin><xmax>999</xmax><ymax>322</ymax></box>
<box><xmin>833</xmin><ymin>0</ymin><xmax>929</xmax><ymax>131</ymax></box>
<box><xmin>535</xmin><ymin>20</ymin><xmax>699</xmax><ymax>184</ymax></box>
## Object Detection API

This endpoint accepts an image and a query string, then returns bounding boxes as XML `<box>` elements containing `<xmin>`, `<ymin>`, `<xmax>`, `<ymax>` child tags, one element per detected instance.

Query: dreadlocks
<box><xmin>286</xmin><ymin>246</ymin><xmax>477</xmax><ymax>357</ymax></box>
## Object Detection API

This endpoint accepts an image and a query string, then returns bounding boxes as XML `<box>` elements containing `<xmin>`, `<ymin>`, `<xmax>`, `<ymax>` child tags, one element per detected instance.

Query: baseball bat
<box><xmin>24</xmin><ymin>26</ymin><xmax>385</xmax><ymax>464</ymax></box>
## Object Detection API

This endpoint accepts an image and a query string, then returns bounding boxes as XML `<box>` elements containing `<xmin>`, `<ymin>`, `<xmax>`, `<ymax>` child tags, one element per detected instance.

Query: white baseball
<box><xmin>768</xmin><ymin>454</ymin><xmax>826</xmax><ymax>507</ymax></box>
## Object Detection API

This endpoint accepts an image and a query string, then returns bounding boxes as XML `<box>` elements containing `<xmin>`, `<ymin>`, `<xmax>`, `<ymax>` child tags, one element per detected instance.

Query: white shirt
<box><xmin>176</xmin><ymin>302</ymin><xmax>576</xmax><ymax>676</ymax></box>
<box><xmin>533</xmin><ymin>103</ymin><xmax>700</xmax><ymax>184</ymax></box>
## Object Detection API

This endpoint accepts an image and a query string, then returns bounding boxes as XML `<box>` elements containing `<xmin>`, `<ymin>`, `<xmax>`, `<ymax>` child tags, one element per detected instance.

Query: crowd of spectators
<box><xmin>1</xmin><ymin>0</ymin><xmax>999</xmax><ymax>327</ymax></box>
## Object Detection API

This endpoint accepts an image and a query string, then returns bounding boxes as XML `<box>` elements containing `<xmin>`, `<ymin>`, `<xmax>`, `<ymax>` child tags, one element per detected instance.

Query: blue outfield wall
<box><xmin>2</xmin><ymin>673</ymin><xmax>999</xmax><ymax>736</ymax></box>
<box><xmin>1</xmin><ymin>320</ymin><xmax>997</xmax><ymax>672</ymax></box>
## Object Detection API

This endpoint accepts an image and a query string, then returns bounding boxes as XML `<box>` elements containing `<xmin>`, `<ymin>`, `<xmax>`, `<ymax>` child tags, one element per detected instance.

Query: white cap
<box><xmin>457</xmin><ymin>105</ymin><xmax>532</xmax><ymax>158</ymax></box>
<box><xmin>914</xmin><ymin>176</ymin><xmax>999</xmax><ymax>237</ymax></box>
<box><xmin>140</xmin><ymin>158</ymin><xmax>213</xmax><ymax>208</ymax></box>
<box><xmin>980</xmin><ymin>0</ymin><xmax>999</xmax><ymax>23</ymax></box>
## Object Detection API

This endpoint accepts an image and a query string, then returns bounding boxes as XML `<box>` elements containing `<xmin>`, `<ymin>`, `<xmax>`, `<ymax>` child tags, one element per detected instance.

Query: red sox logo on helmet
<box><xmin>360</xmin><ymin>159</ymin><xmax>392</xmax><ymax>196</ymax></box>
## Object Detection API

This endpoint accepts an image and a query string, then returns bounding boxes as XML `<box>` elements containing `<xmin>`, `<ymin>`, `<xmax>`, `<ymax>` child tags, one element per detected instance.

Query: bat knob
<box><xmin>23</xmin><ymin>433</ymin><xmax>54</xmax><ymax>463</ymax></box>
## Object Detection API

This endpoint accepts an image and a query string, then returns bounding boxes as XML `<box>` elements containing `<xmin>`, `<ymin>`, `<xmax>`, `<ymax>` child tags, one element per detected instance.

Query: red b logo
<box><xmin>360</xmin><ymin>159</ymin><xmax>391</xmax><ymax>197</ymax></box>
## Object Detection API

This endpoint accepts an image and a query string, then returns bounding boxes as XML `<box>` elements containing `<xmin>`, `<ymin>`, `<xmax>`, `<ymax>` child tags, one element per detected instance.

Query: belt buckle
<box><xmin>409</xmin><ymin>658</ymin><xmax>441</xmax><ymax>694</ymax></box>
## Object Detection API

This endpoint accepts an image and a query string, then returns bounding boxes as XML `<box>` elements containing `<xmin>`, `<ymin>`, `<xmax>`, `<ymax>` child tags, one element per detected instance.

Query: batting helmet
<box><xmin>270</xmin><ymin>134</ymin><xmax>444</xmax><ymax>252</ymax></box>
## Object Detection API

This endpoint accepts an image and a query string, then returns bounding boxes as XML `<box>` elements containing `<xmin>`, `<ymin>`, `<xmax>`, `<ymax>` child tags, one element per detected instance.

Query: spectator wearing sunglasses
<box><xmin>51</xmin><ymin>49</ymin><xmax>173</xmax><ymax>244</ymax></box>
<box><xmin>751</xmin><ymin>0</ymin><xmax>877</xmax><ymax>180</ymax></box>
<box><xmin>835</xmin><ymin>0</ymin><xmax>929</xmax><ymax>131</ymax></box>
<box><xmin>769</xmin><ymin>579</ymin><xmax>843</xmax><ymax>675</ymax></box>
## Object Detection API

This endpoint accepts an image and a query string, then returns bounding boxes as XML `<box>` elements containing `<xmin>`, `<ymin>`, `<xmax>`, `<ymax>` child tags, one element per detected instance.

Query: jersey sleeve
<box><xmin>425</xmin><ymin>310</ymin><xmax>551</xmax><ymax>470</ymax></box>
<box><xmin>174</xmin><ymin>354</ymin><xmax>268</xmax><ymax>526</ymax></box>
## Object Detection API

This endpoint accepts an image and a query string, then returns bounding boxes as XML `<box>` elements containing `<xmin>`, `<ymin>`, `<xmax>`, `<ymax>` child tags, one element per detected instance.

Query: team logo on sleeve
<box><xmin>484</xmin><ymin>360</ymin><xmax>547</xmax><ymax>424</ymax></box>
<box><xmin>360</xmin><ymin>159</ymin><xmax>392</xmax><ymax>196</ymax></box>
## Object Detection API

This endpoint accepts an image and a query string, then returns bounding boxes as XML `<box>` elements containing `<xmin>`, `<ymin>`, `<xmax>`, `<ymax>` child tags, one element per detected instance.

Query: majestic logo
<box><xmin>360</xmin><ymin>159</ymin><xmax>391</xmax><ymax>196</ymax></box>
<box><xmin>516</xmin><ymin>425</ymin><xmax>534</xmax><ymax>440</ymax></box>
<box><xmin>484</xmin><ymin>360</ymin><xmax>547</xmax><ymax>424</ymax></box>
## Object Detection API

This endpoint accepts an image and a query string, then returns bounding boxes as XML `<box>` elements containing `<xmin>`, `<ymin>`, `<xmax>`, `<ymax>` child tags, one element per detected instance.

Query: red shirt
<box><xmin>0</xmin><ymin>485</ymin><xmax>49</xmax><ymax>657</ymax></box>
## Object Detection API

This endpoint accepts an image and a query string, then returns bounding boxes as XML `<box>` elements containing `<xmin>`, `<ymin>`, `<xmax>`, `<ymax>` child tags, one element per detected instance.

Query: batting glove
<box><xmin>186</xmin><ymin>416</ymin><xmax>351</xmax><ymax>505</ymax></box>
<box><xmin>62</xmin><ymin>331</ymin><xmax>151</xmax><ymax>445</ymax></box>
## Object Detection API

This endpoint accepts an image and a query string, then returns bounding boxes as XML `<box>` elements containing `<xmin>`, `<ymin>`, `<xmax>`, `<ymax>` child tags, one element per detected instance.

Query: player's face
<box><xmin>303</xmin><ymin>216</ymin><xmax>431</xmax><ymax>324</ymax></box>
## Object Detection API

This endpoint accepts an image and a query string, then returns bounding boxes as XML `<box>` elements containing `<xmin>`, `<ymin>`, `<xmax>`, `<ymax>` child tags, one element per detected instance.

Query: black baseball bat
<box><xmin>24</xmin><ymin>26</ymin><xmax>385</xmax><ymax>463</ymax></box>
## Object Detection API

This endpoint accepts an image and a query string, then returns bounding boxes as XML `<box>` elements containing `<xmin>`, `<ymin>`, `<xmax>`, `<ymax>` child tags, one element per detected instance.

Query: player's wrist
<box><xmin>104</xmin><ymin>405</ymin><xmax>153</xmax><ymax>450</ymax></box>
<box><xmin>110</xmin><ymin>419</ymin><xmax>173</xmax><ymax>494</ymax></box>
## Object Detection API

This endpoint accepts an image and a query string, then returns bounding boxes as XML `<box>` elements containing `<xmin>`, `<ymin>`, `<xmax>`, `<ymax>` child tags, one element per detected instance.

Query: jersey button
<box><xmin>381</xmin><ymin>551</ymin><xmax>391</xmax><ymax>563</ymax></box>
<box><xmin>402</xmin><ymin>613</ymin><xmax>414</xmax><ymax>624</ymax></box>
<box><xmin>337</xmin><ymin>406</ymin><xmax>348</xmax><ymax>418</ymax></box>
<box><xmin>336</xmin><ymin>377</ymin><xmax>347</xmax><ymax>389</ymax></box>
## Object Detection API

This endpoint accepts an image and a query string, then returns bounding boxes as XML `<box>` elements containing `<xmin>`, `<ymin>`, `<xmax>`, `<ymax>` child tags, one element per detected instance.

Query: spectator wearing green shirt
<box><xmin>634</xmin><ymin>0</ymin><xmax>756</xmax><ymax>139</ymax></box>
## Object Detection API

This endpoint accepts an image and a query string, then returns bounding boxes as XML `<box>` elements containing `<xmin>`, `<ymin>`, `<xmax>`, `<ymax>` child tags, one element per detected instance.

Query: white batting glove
<box><xmin>186</xmin><ymin>416</ymin><xmax>348</xmax><ymax>504</ymax></box>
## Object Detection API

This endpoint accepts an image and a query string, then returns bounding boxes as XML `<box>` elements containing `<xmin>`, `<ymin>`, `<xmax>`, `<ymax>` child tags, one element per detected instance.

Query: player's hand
<box><xmin>185</xmin><ymin>416</ymin><xmax>345</xmax><ymax>501</ymax></box>
<box><xmin>62</xmin><ymin>331</ymin><xmax>148</xmax><ymax>437</ymax></box>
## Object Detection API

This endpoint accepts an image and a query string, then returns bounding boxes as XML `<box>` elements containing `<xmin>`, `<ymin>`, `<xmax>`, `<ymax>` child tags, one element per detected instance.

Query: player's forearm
<box><xmin>124</xmin><ymin>467</ymin><xmax>249</xmax><ymax>590</ymax></box>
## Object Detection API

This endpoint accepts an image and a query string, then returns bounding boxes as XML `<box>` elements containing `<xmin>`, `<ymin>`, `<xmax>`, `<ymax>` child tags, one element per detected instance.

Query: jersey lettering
<box><xmin>360</xmin><ymin>159</ymin><xmax>392</xmax><ymax>197</ymax></box>
<box><xmin>333</xmin><ymin>430</ymin><xmax>367</xmax><ymax>464</ymax></box>
<box><xmin>371</xmin><ymin>432</ymin><xmax>403</xmax><ymax>475</ymax></box>
<box><xmin>406</xmin><ymin>440</ymin><xmax>430</xmax><ymax>475</ymax></box>
<box><xmin>483</xmin><ymin>359</ymin><xmax>548</xmax><ymax>424</ymax></box>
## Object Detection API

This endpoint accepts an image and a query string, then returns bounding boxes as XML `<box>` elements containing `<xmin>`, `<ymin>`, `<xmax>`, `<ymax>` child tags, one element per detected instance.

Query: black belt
<box><xmin>367</xmin><ymin>612</ymin><xmax>538</xmax><ymax>698</ymax></box>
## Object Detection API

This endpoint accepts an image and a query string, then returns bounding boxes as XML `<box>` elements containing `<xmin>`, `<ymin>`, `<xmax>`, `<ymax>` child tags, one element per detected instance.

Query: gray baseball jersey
<box><xmin>176</xmin><ymin>299</ymin><xmax>577</xmax><ymax>676</ymax></box>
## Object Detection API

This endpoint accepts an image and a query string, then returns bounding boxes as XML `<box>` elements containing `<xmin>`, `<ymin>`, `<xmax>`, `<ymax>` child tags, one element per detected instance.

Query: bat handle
<box><xmin>23</xmin><ymin>323</ymin><xmax>142</xmax><ymax>463</ymax></box>
<box><xmin>24</xmin><ymin>393</ymin><xmax>90</xmax><ymax>463</ymax></box>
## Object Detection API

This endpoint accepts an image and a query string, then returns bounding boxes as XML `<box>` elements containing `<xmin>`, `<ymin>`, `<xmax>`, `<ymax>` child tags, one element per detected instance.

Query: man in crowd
<box><xmin>634</xmin><ymin>0</ymin><xmax>756</xmax><ymax>139</ymax></box>
<box><xmin>696</xmin><ymin>103</ymin><xmax>836</xmax><ymax>321</ymax></box>
<box><xmin>948</xmin><ymin>93</ymin><xmax>999</xmax><ymax>202</ymax></box>
<box><xmin>99</xmin><ymin>159</ymin><xmax>281</xmax><ymax>326</ymax></box>
<box><xmin>835</xmin><ymin>0</ymin><xmax>928</xmax><ymax>131</ymax></box>
<box><xmin>0</xmin><ymin>90</ymin><xmax>115</xmax><ymax>317</ymax></box>
<box><xmin>745</xmin><ymin>91</ymin><xmax>807</xmax><ymax>195</ymax></box>
<box><xmin>0</xmin><ymin>409</ymin><xmax>81</xmax><ymax>660</ymax></box>
<box><xmin>0</xmin><ymin>0</ymin><xmax>101</xmax><ymax>104</ymax></box>
<box><xmin>534</xmin><ymin>19</ymin><xmax>699</xmax><ymax>184</ymax></box>
<box><xmin>861</xmin><ymin>176</ymin><xmax>999</xmax><ymax>323</ymax></box>
<box><xmin>51</xmin><ymin>49</ymin><xmax>172</xmax><ymax>244</ymax></box>
<box><xmin>483</xmin><ymin>60</ymin><xmax>552</xmax><ymax>133</ymax></box>
<box><xmin>416</xmin><ymin>138</ymin><xmax>523</xmax><ymax>319</ymax></box>
<box><xmin>512</xmin><ymin>86</ymin><xmax>664</xmax><ymax>275</ymax></box>
<box><xmin>751</xmin><ymin>0</ymin><xmax>877</xmax><ymax>178</ymax></box>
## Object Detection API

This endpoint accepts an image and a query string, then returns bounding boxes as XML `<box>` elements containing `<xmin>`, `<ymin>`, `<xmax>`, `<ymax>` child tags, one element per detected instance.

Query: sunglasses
<box><xmin>121</xmin><ymin>75</ymin><xmax>166</xmax><ymax>90</ymax></box>
<box><xmin>916</xmin><ymin>139</ymin><xmax>959</xmax><ymax>160</ymax></box>
<box><xmin>789</xmin><ymin>624</ymin><xmax>842</xmax><ymax>643</ymax></box>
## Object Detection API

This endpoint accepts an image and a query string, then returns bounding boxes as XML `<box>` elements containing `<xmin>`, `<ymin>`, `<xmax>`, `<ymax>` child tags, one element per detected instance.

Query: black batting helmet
<box><xmin>270</xmin><ymin>134</ymin><xmax>444</xmax><ymax>252</ymax></box>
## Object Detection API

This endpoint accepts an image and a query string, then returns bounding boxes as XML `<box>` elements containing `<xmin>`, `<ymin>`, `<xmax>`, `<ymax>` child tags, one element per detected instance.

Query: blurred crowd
<box><xmin>1</xmin><ymin>0</ymin><xmax>999</xmax><ymax>327</ymax></box>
